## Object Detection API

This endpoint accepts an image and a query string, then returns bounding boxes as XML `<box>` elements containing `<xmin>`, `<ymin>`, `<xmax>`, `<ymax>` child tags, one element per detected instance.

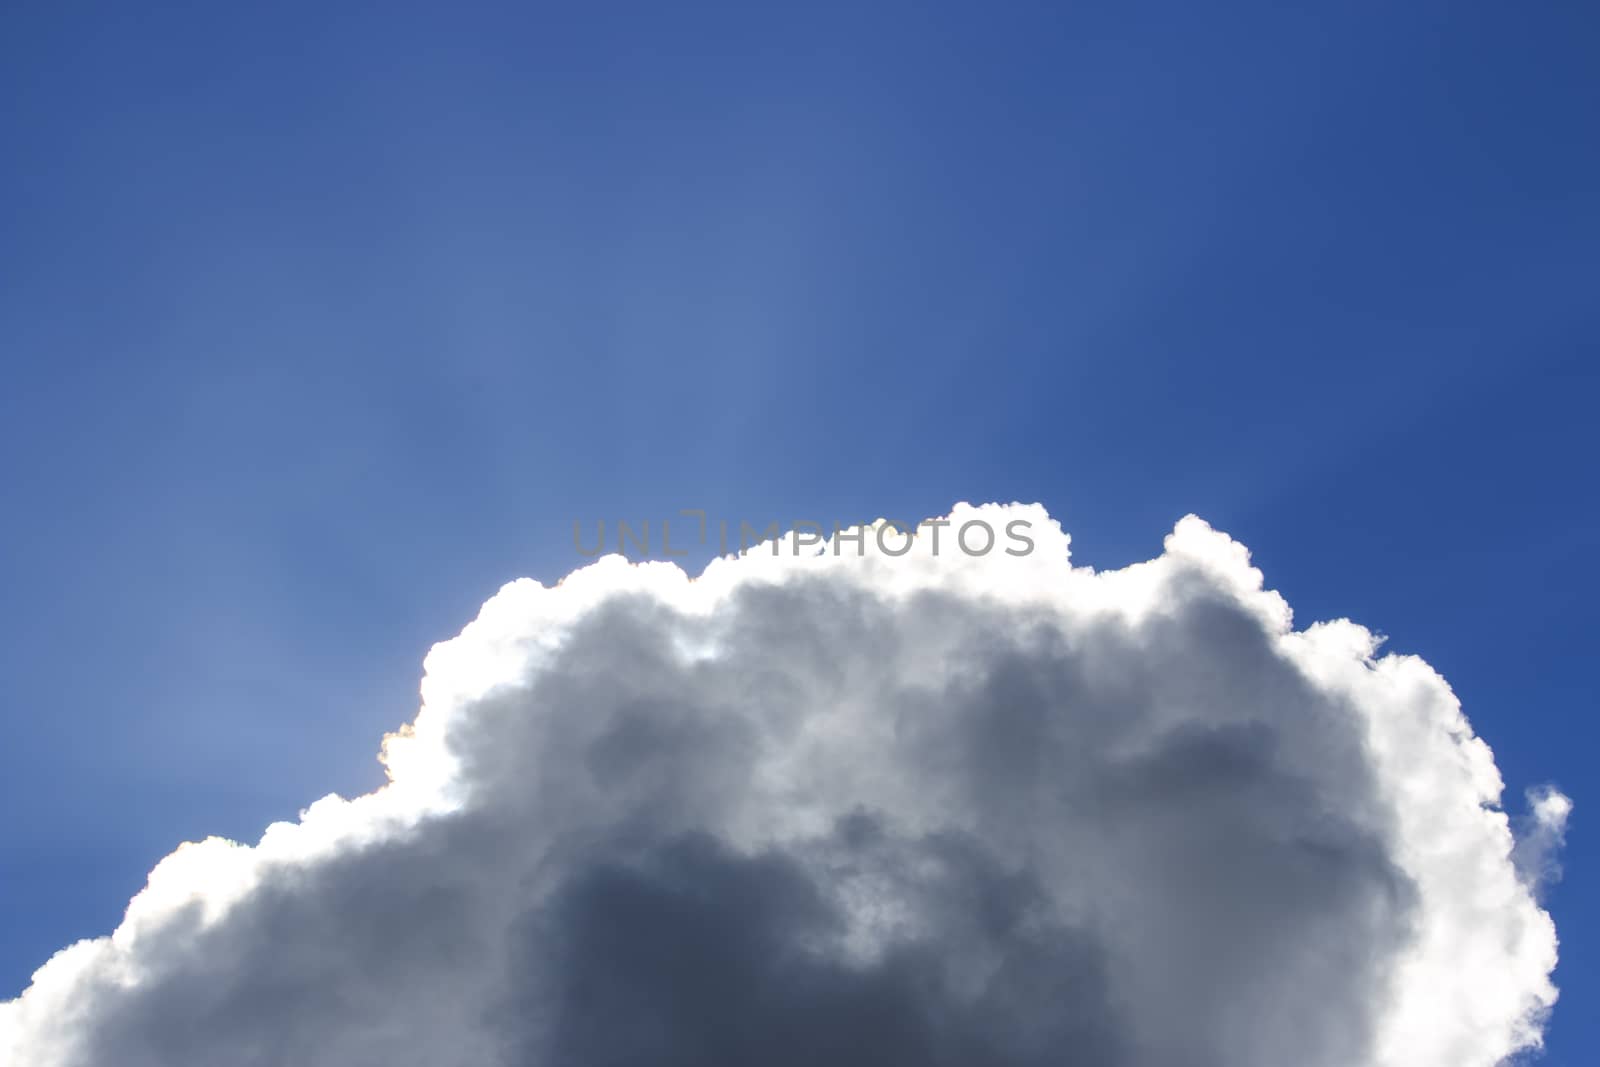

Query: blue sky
<box><xmin>2</xmin><ymin>1</ymin><xmax>1596</xmax><ymax>1059</ymax></box>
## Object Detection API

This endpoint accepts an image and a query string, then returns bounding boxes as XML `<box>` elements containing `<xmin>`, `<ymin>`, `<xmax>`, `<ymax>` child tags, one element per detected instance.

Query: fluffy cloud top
<box><xmin>0</xmin><ymin>504</ymin><xmax>1568</xmax><ymax>1066</ymax></box>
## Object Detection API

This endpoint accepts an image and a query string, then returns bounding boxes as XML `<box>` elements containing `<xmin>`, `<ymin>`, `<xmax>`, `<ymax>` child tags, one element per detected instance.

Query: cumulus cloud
<box><xmin>0</xmin><ymin>504</ymin><xmax>1569</xmax><ymax>1066</ymax></box>
<box><xmin>1515</xmin><ymin>785</ymin><xmax>1574</xmax><ymax>893</ymax></box>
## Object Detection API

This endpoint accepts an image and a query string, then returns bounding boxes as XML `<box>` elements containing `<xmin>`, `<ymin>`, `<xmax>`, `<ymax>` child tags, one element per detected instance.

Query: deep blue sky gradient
<box><xmin>3</xmin><ymin>2</ymin><xmax>1596</xmax><ymax>1058</ymax></box>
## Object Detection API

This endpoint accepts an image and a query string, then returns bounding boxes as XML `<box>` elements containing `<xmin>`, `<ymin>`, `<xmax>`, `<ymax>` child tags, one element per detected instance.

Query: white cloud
<box><xmin>0</xmin><ymin>503</ymin><xmax>1567</xmax><ymax>1066</ymax></box>
<box><xmin>1514</xmin><ymin>783</ymin><xmax>1574</xmax><ymax>895</ymax></box>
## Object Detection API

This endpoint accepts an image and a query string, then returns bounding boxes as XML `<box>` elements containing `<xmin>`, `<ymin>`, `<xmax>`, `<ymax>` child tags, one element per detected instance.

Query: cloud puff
<box><xmin>0</xmin><ymin>504</ymin><xmax>1568</xmax><ymax>1066</ymax></box>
